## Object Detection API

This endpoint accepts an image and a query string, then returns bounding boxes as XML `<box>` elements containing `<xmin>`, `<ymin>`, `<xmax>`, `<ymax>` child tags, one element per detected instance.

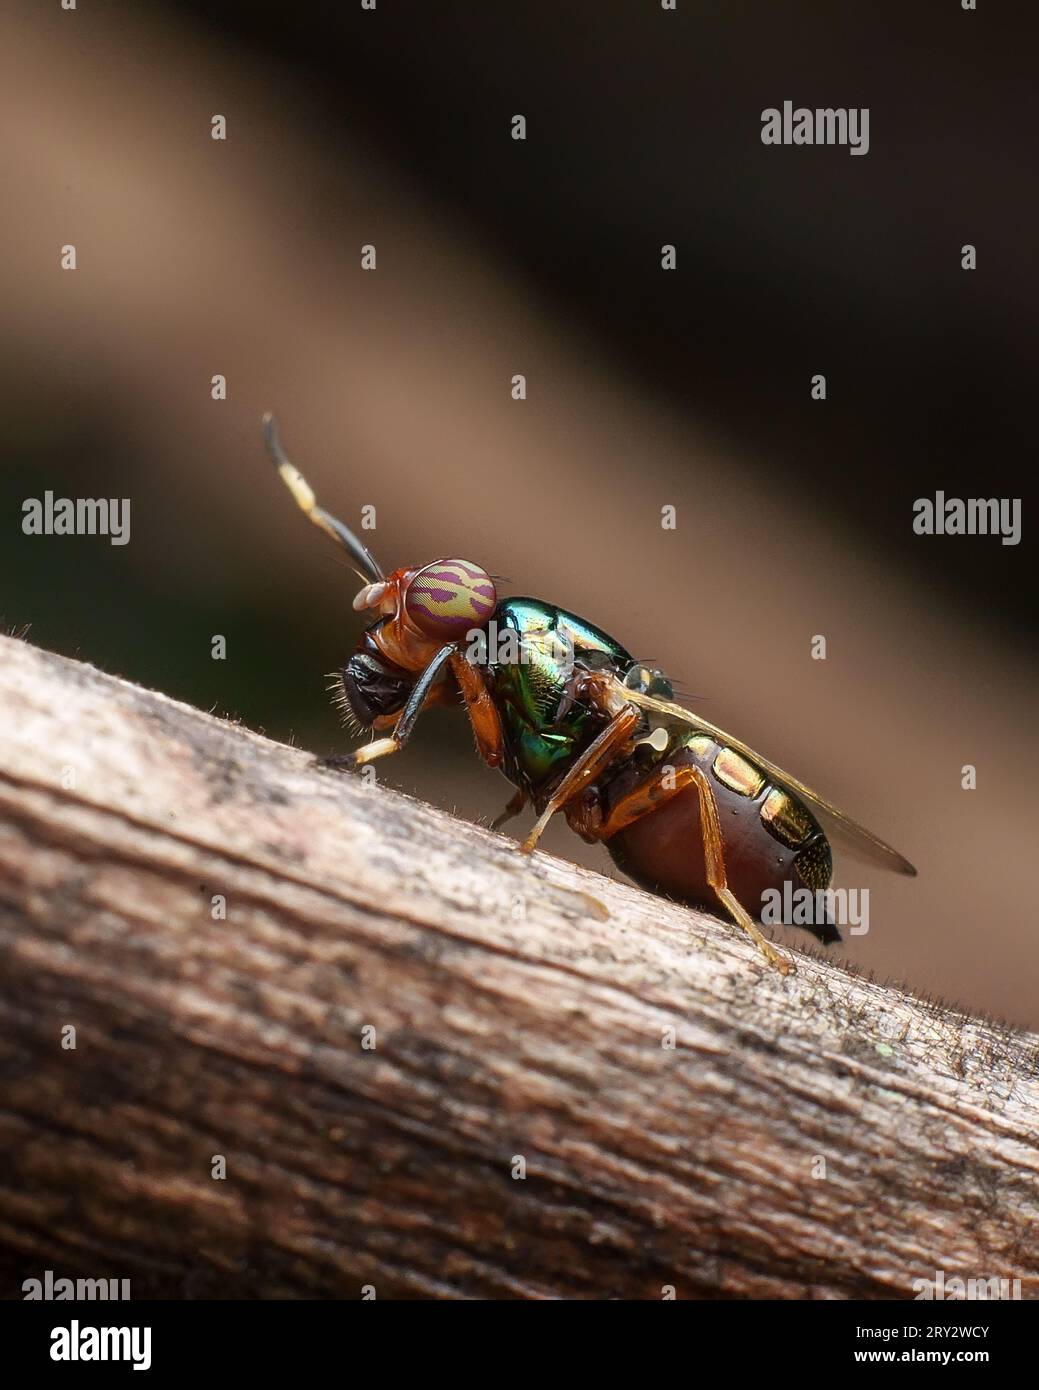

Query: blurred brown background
<box><xmin>2</xmin><ymin>1</ymin><xmax>1035</xmax><ymax>1023</ymax></box>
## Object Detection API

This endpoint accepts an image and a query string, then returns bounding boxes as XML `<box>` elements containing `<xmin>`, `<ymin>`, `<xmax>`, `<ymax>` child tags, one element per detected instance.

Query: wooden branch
<box><xmin>0</xmin><ymin>633</ymin><xmax>1036</xmax><ymax>1301</ymax></box>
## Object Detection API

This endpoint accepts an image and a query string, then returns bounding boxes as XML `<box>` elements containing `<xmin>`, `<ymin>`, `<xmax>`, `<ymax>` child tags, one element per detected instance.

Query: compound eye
<box><xmin>404</xmin><ymin>559</ymin><xmax>497</xmax><ymax>640</ymax></box>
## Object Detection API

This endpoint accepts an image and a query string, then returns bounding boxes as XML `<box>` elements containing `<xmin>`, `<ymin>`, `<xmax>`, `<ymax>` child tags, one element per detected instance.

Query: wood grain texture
<box><xmin>0</xmin><ymin>632</ymin><xmax>1036</xmax><ymax>1300</ymax></box>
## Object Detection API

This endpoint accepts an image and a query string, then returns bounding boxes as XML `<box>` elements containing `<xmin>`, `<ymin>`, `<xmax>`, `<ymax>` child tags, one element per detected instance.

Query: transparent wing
<box><xmin>616</xmin><ymin>680</ymin><xmax>917</xmax><ymax>876</ymax></box>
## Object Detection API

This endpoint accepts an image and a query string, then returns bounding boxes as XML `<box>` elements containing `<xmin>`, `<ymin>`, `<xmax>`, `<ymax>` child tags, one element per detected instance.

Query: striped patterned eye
<box><xmin>404</xmin><ymin>559</ymin><xmax>497</xmax><ymax>640</ymax></box>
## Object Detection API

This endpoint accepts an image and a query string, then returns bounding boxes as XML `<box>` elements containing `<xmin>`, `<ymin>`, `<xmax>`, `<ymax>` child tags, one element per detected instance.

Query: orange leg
<box><xmin>569</xmin><ymin>758</ymin><xmax>791</xmax><ymax>974</ymax></box>
<box><xmin>686</xmin><ymin>764</ymin><xmax>791</xmax><ymax>974</ymax></box>
<box><xmin>520</xmin><ymin>706</ymin><xmax>640</xmax><ymax>853</ymax></box>
<box><xmin>584</xmin><ymin>762</ymin><xmax>697</xmax><ymax>840</ymax></box>
<box><xmin>449</xmin><ymin>652</ymin><xmax>505</xmax><ymax>769</ymax></box>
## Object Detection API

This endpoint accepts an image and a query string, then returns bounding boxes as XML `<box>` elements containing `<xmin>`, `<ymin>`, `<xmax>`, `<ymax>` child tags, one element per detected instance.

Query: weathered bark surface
<box><xmin>0</xmin><ymin>633</ymin><xmax>1036</xmax><ymax>1300</ymax></box>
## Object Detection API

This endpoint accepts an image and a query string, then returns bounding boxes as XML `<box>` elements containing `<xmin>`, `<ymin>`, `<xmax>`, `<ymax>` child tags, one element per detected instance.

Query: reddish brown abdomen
<box><xmin>604</xmin><ymin>740</ymin><xmax>834</xmax><ymax>938</ymax></box>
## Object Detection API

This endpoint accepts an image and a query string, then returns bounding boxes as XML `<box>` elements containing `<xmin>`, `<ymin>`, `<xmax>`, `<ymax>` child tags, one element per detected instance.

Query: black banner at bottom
<box><xmin>3</xmin><ymin>1296</ymin><xmax>1027</xmax><ymax>1377</ymax></box>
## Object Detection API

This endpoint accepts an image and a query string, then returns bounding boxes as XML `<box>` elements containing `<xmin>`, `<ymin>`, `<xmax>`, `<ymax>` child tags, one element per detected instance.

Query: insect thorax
<box><xmin>485</xmin><ymin>597</ymin><xmax>633</xmax><ymax>794</ymax></box>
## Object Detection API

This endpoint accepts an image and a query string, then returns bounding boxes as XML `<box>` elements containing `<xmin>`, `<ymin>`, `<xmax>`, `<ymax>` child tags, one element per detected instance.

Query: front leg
<box><xmin>449</xmin><ymin>652</ymin><xmax>505</xmax><ymax>768</ymax></box>
<box><xmin>321</xmin><ymin>643</ymin><xmax>457</xmax><ymax>770</ymax></box>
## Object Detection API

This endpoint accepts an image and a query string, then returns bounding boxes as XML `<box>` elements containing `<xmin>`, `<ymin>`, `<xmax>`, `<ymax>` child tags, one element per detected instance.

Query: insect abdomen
<box><xmin>604</xmin><ymin>737</ymin><xmax>836</xmax><ymax>941</ymax></box>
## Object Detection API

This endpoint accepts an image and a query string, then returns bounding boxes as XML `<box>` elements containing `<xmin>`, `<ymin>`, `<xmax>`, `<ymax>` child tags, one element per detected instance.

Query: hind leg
<box><xmin>570</xmin><ymin>758</ymin><xmax>791</xmax><ymax>974</ymax></box>
<box><xmin>685</xmin><ymin>764</ymin><xmax>792</xmax><ymax>974</ymax></box>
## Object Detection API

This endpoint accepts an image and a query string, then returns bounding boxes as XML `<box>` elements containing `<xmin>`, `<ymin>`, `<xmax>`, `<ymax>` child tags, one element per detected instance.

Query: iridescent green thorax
<box><xmin>486</xmin><ymin>597</ymin><xmax>632</xmax><ymax>796</ymax></box>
